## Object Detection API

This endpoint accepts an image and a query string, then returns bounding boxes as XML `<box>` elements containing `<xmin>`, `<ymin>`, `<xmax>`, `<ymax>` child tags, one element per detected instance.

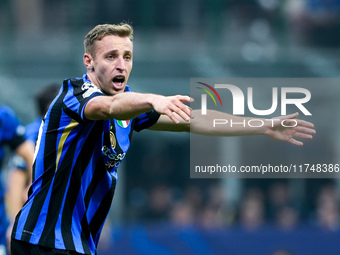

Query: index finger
<box><xmin>296</xmin><ymin>119</ymin><xmax>315</xmax><ymax>129</ymax></box>
<box><xmin>177</xmin><ymin>95</ymin><xmax>194</xmax><ymax>104</ymax></box>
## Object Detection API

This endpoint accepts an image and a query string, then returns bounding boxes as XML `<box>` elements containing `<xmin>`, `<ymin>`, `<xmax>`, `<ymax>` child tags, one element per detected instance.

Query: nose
<box><xmin>116</xmin><ymin>56</ymin><xmax>125</xmax><ymax>71</ymax></box>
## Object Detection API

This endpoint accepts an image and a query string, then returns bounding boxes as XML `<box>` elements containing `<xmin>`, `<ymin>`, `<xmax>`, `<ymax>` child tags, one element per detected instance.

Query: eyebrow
<box><xmin>106</xmin><ymin>49</ymin><xmax>132</xmax><ymax>55</ymax></box>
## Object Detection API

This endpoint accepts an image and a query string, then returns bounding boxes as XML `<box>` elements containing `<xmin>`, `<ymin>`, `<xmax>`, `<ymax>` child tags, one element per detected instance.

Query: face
<box><xmin>84</xmin><ymin>35</ymin><xmax>133</xmax><ymax>95</ymax></box>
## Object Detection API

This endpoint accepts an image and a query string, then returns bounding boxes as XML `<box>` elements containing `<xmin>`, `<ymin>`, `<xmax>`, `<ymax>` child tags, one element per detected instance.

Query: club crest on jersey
<box><xmin>117</xmin><ymin>120</ymin><xmax>130</xmax><ymax>128</ymax></box>
<box><xmin>110</xmin><ymin>131</ymin><xmax>116</xmax><ymax>149</ymax></box>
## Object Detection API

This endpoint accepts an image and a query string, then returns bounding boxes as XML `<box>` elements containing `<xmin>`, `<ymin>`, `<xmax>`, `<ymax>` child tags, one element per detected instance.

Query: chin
<box><xmin>112</xmin><ymin>88</ymin><xmax>125</xmax><ymax>95</ymax></box>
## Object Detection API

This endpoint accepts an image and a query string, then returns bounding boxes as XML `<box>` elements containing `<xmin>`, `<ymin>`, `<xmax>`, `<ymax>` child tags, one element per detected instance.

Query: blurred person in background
<box><xmin>316</xmin><ymin>199</ymin><xmax>340</xmax><ymax>231</ymax></box>
<box><xmin>266</xmin><ymin>182</ymin><xmax>301</xmax><ymax>224</ymax></box>
<box><xmin>239</xmin><ymin>197</ymin><xmax>265</xmax><ymax>231</ymax></box>
<box><xmin>267</xmin><ymin>182</ymin><xmax>291</xmax><ymax>220</ymax></box>
<box><xmin>24</xmin><ymin>83</ymin><xmax>60</xmax><ymax>146</ymax></box>
<box><xmin>6</xmin><ymin>83</ymin><xmax>60</xmax><ymax>231</ymax></box>
<box><xmin>285</xmin><ymin>0</ymin><xmax>340</xmax><ymax>46</ymax></box>
<box><xmin>0</xmin><ymin>105</ymin><xmax>34</xmax><ymax>255</ymax></box>
<box><xmin>180</xmin><ymin>185</ymin><xmax>204</xmax><ymax>221</ymax></box>
<box><xmin>10</xmin><ymin>23</ymin><xmax>315</xmax><ymax>255</ymax></box>
<box><xmin>7</xmin><ymin>84</ymin><xmax>60</xmax><ymax>181</ymax></box>
<box><xmin>199</xmin><ymin>205</ymin><xmax>225</xmax><ymax>230</ymax></box>
<box><xmin>198</xmin><ymin>183</ymin><xmax>234</xmax><ymax>230</ymax></box>
<box><xmin>6</xmin><ymin>83</ymin><xmax>60</xmax><ymax>221</ymax></box>
<box><xmin>237</xmin><ymin>188</ymin><xmax>266</xmax><ymax>231</ymax></box>
<box><xmin>170</xmin><ymin>201</ymin><xmax>196</xmax><ymax>228</ymax></box>
<box><xmin>141</xmin><ymin>184</ymin><xmax>173</xmax><ymax>223</ymax></box>
<box><xmin>314</xmin><ymin>184</ymin><xmax>340</xmax><ymax>231</ymax></box>
<box><xmin>275</xmin><ymin>206</ymin><xmax>300</xmax><ymax>231</ymax></box>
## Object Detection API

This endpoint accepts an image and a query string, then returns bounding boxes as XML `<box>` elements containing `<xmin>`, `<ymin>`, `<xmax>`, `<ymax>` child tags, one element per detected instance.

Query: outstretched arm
<box><xmin>262</xmin><ymin>112</ymin><xmax>315</xmax><ymax>146</ymax></box>
<box><xmin>151</xmin><ymin>110</ymin><xmax>315</xmax><ymax>146</ymax></box>
<box><xmin>85</xmin><ymin>92</ymin><xmax>315</xmax><ymax>146</ymax></box>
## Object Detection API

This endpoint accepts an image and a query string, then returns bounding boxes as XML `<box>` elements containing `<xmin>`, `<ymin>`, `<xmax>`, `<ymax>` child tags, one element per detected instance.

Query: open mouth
<box><xmin>113</xmin><ymin>76</ymin><xmax>125</xmax><ymax>84</ymax></box>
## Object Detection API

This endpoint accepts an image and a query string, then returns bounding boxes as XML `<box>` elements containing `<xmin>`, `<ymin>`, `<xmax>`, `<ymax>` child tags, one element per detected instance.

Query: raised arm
<box><xmin>84</xmin><ymin>92</ymin><xmax>192</xmax><ymax>123</ymax></box>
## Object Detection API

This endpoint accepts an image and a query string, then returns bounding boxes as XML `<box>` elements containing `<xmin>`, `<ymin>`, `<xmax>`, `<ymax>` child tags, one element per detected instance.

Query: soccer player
<box><xmin>10</xmin><ymin>23</ymin><xmax>315</xmax><ymax>255</ymax></box>
<box><xmin>0</xmin><ymin>105</ymin><xmax>34</xmax><ymax>255</ymax></box>
<box><xmin>6</xmin><ymin>83</ymin><xmax>60</xmax><ymax>228</ymax></box>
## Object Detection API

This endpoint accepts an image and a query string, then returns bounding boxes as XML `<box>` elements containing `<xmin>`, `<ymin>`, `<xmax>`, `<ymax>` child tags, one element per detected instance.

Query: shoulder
<box><xmin>61</xmin><ymin>77</ymin><xmax>104</xmax><ymax>103</ymax></box>
<box><xmin>0</xmin><ymin>106</ymin><xmax>25</xmax><ymax>139</ymax></box>
<box><xmin>64</xmin><ymin>77</ymin><xmax>103</xmax><ymax>96</ymax></box>
<box><xmin>63</xmin><ymin>76</ymin><xmax>85</xmax><ymax>90</ymax></box>
<box><xmin>80</xmin><ymin>81</ymin><xmax>103</xmax><ymax>98</ymax></box>
<box><xmin>0</xmin><ymin>105</ymin><xmax>16</xmax><ymax>117</ymax></box>
<box><xmin>0</xmin><ymin>105</ymin><xmax>20</xmax><ymax>125</ymax></box>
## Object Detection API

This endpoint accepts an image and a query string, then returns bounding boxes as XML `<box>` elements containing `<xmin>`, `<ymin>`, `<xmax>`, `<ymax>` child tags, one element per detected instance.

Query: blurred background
<box><xmin>1</xmin><ymin>0</ymin><xmax>340</xmax><ymax>254</ymax></box>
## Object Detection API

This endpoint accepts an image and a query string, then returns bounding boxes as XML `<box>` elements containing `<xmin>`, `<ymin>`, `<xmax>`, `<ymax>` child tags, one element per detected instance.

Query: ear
<box><xmin>84</xmin><ymin>53</ymin><xmax>94</xmax><ymax>71</ymax></box>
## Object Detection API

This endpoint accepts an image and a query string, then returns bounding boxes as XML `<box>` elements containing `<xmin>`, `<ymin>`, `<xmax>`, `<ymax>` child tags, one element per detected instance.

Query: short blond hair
<box><xmin>84</xmin><ymin>23</ymin><xmax>133</xmax><ymax>57</ymax></box>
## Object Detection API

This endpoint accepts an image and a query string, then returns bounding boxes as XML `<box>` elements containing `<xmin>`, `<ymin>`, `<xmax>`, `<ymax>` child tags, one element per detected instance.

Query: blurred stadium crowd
<box><xmin>125</xmin><ymin>179</ymin><xmax>340</xmax><ymax>232</ymax></box>
<box><xmin>1</xmin><ymin>0</ymin><xmax>340</xmax><ymax>254</ymax></box>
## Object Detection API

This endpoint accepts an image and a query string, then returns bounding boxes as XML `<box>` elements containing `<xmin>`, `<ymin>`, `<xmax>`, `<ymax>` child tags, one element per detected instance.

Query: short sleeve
<box><xmin>133</xmin><ymin>111</ymin><xmax>160</xmax><ymax>132</ymax></box>
<box><xmin>62</xmin><ymin>78</ymin><xmax>104</xmax><ymax>122</ymax></box>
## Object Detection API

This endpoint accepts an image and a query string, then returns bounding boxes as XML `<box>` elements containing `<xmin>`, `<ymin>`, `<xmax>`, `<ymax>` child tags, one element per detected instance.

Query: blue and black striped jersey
<box><xmin>12</xmin><ymin>75</ymin><xmax>160</xmax><ymax>255</ymax></box>
<box><xmin>0</xmin><ymin>105</ymin><xmax>26</xmax><ymax>246</ymax></box>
